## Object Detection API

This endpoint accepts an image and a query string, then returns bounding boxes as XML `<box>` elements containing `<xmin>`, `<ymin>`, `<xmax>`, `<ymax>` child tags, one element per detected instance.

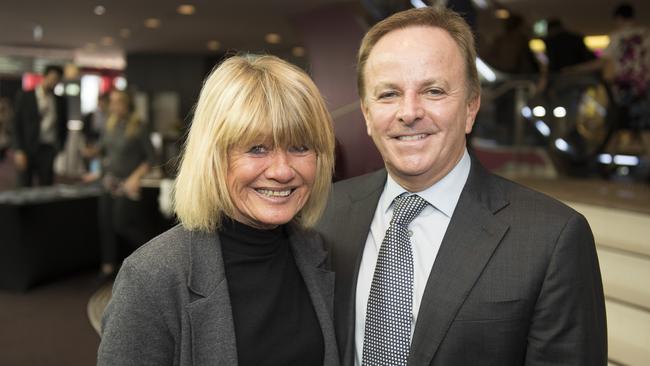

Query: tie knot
<box><xmin>391</xmin><ymin>194</ymin><xmax>428</xmax><ymax>226</ymax></box>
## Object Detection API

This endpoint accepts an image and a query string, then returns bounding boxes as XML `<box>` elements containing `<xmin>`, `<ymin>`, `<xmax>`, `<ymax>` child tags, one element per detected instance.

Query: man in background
<box><xmin>12</xmin><ymin>64</ymin><xmax>68</xmax><ymax>187</ymax></box>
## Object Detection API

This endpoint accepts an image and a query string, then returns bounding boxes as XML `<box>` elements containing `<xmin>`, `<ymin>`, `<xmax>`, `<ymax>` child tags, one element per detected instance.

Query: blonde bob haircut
<box><xmin>357</xmin><ymin>6</ymin><xmax>480</xmax><ymax>102</ymax></box>
<box><xmin>174</xmin><ymin>54</ymin><xmax>335</xmax><ymax>232</ymax></box>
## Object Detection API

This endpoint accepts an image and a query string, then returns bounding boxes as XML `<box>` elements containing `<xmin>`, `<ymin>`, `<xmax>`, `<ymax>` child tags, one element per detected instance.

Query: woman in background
<box><xmin>98</xmin><ymin>55</ymin><xmax>339</xmax><ymax>365</ymax></box>
<box><xmin>91</xmin><ymin>89</ymin><xmax>156</xmax><ymax>279</ymax></box>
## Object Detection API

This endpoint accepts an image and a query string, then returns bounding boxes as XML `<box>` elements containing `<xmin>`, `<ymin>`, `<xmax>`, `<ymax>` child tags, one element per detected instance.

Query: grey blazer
<box><xmin>315</xmin><ymin>156</ymin><xmax>607</xmax><ymax>366</ymax></box>
<box><xmin>98</xmin><ymin>224</ymin><xmax>340</xmax><ymax>366</ymax></box>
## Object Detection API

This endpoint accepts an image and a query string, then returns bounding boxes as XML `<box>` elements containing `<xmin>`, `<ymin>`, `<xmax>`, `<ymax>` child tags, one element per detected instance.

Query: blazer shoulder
<box><xmin>332</xmin><ymin>169</ymin><xmax>386</xmax><ymax>200</ymax></box>
<box><xmin>123</xmin><ymin>224</ymin><xmax>192</xmax><ymax>284</ymax></box>
<box><xmin>493</xmin><ymin>174</ymin><xmax>585</xmax><ymax>222</ymax></box>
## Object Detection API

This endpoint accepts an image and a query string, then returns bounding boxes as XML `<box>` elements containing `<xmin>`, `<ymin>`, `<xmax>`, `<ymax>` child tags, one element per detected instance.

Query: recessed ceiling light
<box><xmin>144</xmin><ymin>18</ymin><xmax>161</xmax><ymax>29</ymax></box>
<box><xmin>495</xmin><ymin>9</ymin><xmax>510</xmax><ymax>19</ymax></box>
<box><xmin>265</xmin><ymin>33</ymin><xmax>282</xmax><ymax>44</ymax></box>
<box><xmin>33</xmin><ymin>25</ymin><xmax>43</xmax><ymax>41</ymax></box>
<box><xmin>94</xmin><ymin>5</ymin><xmax>106</xmax><ymax>16</ymax></box>
<box><xmin>207</xmin><ymin>40</ymin><xmax>220</xmax><ymax>51</ymax></box>
<box><xmin>119</xmin><ymin>28</ymin><xmax>131</xmax><ymax>38</ymax></box>
<box><xmin>101</xmin><ymin>36</ymin><xmax>114</xmax><ymax>46</ymax></box>
<box><xmin>177</xmin><ymin>5</ymin><xmax>195</xmax><ymax>15</ymax></box>
<box><xmin>292</xmin><ymin>46</ymin><xmax>306</xmax><ymax>57</ymax></box>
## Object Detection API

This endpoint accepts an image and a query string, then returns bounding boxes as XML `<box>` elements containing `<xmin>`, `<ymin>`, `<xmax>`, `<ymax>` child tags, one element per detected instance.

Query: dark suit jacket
<box><xmin>12</xmin><ymin>89</ymin><xmax>68</xmax><ymax>156</ymax></box>
<box><xmin>98</xmin><ymin>224</ymin><xmax>340</xmax><ymax>366</ymax></box>
<box><xmin>315</xmin><ymin>157</ymin><xmax>607</xmax><ymax>366</ymax></box>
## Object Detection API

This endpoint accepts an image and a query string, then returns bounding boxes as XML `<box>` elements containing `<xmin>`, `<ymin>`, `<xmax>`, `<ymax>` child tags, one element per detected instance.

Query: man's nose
<box><xmin>397</xmin><ymin>92</ymin><xmax>424</xmax><ymax>125</ymax></box>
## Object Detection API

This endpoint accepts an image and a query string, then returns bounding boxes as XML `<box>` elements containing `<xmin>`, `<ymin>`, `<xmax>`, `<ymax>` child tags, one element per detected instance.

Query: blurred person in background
<box><xmin>82</xmin><ymin>93</ymin><xmax>110</xmax><ymax>180</ymax></box>
<box><xmin>483</xmin><ymin>13</ymin><xmax>540</xmax><ymax>144</ymax></box>
<box><xmin>11</xmin><ymin>65</ymin><xmax>68</xmax><ymax>187</ymax></box>
<box><xmin>83</xmin><ymin>92</ymin><xmax>109</xmax><ymax>147</ymax></box>
<box><xmin>544</xmin><ymin>18</ymin><xmax>595</xmax><ymax>73</ymax></box>
<box><xmin>0</xmin><ymin>97</ymin><xmax>12</xmax><ymax>161</ymax></box>
<box><xmin>566</xmin><ymin>3</ymin><xmax>650</xmax><ymax>169</ymax></box>
<box><xmin>85</xmin><ymin>89</ymin><xmax>155</xmax><ymax>279</ymax></box>
<box><xmin>98</xmin><ymin>55</ymin><xmax>338</xmax><ymax>365</ymax></box>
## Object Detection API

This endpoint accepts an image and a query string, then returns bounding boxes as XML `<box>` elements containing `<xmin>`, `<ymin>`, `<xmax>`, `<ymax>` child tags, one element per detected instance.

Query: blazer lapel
<box><xmin>289</xmin><ymin>225</ymin><xmax>340</xmax><ymax>366</ymax></box>
<box><xmin>335</xmin><ymin>170</ymin><xmax>386</xmax><ymax>366</ymax></box>
<box><xmin>185</xmin><ymin>230</ymin><xmax>238</xmax><ymax>365</ymax></box>
<box><xmin>408</xmin><ymin>159</ymin><xmax>510</xmax><ymax>366</ymax></box>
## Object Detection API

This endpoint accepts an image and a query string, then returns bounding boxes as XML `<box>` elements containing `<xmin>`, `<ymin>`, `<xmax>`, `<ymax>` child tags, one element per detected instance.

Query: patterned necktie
<box><xmin>362</xmin><ymin>194</ymin><xmax>428</xmax><ymax>366</ymax></box>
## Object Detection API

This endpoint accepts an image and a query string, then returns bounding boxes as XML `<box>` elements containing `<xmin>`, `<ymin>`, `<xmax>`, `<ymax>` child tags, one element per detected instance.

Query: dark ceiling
<box><xmin>0</xmin><ymin>0</ymin><xmax>648</xmax><ymax>56</ymax></box>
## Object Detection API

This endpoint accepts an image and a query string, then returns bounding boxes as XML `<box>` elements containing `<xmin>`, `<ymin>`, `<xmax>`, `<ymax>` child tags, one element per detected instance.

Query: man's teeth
<box><xmin>397</xmin><ymin>134</ymin><xmax>427</xmax><ymax>141</ymax></box>
<box><xmin>256</xmin><ymin>189</ymin><xmax>292</xmax><ymax>197</ymax></box>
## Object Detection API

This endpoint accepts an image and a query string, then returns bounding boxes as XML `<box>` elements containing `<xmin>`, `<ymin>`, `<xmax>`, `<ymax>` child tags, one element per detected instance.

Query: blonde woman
<box><xmin>94</xmin><ymin>89</ymin><xmax>155</xmax><ymax>278</ymax></box>
<box><xmin>98</xmin><ymin>55</ymin><xmax>339</xmax><ymax>366</ymax></box>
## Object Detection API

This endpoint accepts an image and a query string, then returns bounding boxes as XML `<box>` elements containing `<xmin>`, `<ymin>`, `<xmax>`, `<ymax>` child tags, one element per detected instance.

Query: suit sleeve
<box><xmin>56</xmin><ymin>96</ymin><xmax>68</xmax><ymax>151</ymax></box>
<box><xmin>525</xmin><ymin>213</ymin><xmax>607</xmax><ymax>365</ymax></box>
<box><xmin>12</xmin><ymin>92</ymin><xmax>26</xmax><ymax>152</ymax></box>
<box><xmin>98</xmin><ymin>257</ymin><xmax>175</xmax><ymax>366</ymax></box>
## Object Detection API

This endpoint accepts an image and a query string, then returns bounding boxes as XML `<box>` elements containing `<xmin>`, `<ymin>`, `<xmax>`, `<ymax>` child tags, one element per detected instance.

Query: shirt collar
<box><xmin>381</xmin><ymin>148</ymin><xmax>471</xmax><ymax>218</ymax></box>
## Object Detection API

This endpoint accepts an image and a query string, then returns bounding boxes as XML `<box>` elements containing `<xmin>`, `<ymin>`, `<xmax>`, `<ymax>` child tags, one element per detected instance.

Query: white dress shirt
<box><xmin>35</xmin><ymin>85</ymin><xmax>57</xmax><ymax>145</ymax></box>
<box><xmin>354</xmin><ymin>149</ymin><xmax>471</xmax><ymax>366</ymax></box>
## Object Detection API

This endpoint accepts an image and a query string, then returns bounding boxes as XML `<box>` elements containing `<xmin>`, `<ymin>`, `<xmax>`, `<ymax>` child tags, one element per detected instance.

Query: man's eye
<box><xmin>378</xmin><ymin>91</ymin><xmax>398</xmax><ymax>99</ymax></box>
<box><xmin>247</xmin><ymin>145</ymin><xmax>268</xmax><ymax>154</ymax></box>
<box><xmin>426</xmin><ymin>88</ymin><xmax>444</xmax><ymax>96</ymax></box>
<box><xmin>289</xmin><ymin>145</ymin><xmax>310</xmax><ymax>153</ymax></box>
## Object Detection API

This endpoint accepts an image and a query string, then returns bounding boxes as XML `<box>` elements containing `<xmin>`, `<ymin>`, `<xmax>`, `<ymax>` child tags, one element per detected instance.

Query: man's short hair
<box><xmin>174</xmin><ymin>54</ymin><xmax>335</xmax><ymax>232</ymax></box>
<box><xmin>357</xmin><ymin>6</ymin><xmax>480</xmax><ymax>102</ymax></box>
<box><xmin>613</xmin><ymin>3</ymin><xmax>635</xmax><ymax>19</ymax></box>
<box><xmin>43</xmin><ymin>64</ymin><xmax>64</xmax><ymax>78</ymax></box>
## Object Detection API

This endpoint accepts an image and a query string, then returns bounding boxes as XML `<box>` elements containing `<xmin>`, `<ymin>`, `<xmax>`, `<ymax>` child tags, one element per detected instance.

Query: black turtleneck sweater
<box><xmin>219</xmin><ymin>219</ymin><xmax>324</xmax><ymax>366</ymax></box>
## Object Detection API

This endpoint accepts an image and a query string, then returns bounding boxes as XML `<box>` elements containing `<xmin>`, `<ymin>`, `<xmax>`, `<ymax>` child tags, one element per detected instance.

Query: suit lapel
<box><xmin>289</xmin><ymin>225</ymin><xmax>340</xmax><ymax>366</ymax></box>
<box><xmin>335</xmin><ymin>170</ymin><xmax>386</xmax><ymax>366</ymax></box>
<box><xmin>185</xmin><ymin>230</ymin><xmax>238</xmax><ymax>365</ymax></box>
<box><xmin>408</xmin><ymin>159</ymin><xmax>510</xmax><ymax>366</ymax></box>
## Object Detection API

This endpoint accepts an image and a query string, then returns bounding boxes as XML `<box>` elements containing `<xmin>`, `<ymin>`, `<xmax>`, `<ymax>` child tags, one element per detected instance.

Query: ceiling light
<box><xmin>94</xmin><ymin>5</ymin><xmax>106</xmax><ymax>16</ymax></box>
<box><xmin>475</xmin><ymin>57</ymin><xmax>496</xmax><ymax>82</ymax></box>
<box><xmin>495</xmin><ymin>9</ymin><xmax>510</xmax><ymax>19</ymax></box>
<box><xmin>554</xmin><ymin>138</ymin><xmax>570</xmax><ymax>152</ymax></box>
<box><xmin>410</xmin><ymin>0</ymin><xmax>427</xmax><ymax>8</ymax></box>
<box><xmin>207</xmin><ymin>40</ymin><xmax>220</xmax><ymax>51</ymax></box>
<box><xmin>472</xmin><ymin>0</ymin><xmax>488</xmax><ymax>9</ymax></box>
<box><xmin>101</xmin><ymin>36</ymin><xmax>114</xmax><ymax>46</ymax></box>
<box><xmin>265</xmin><ymin>33</ymin><xmax>282</xmax><ymax>44</ymax></box>
<box><xmin>33</xmin><ymin>25</ymin><xmax>43</xmax><ymax>41</ymax></box>
<box><xmin>119</xmin><ymin>28</ymin><xmax>131</xmax><ymax>38</ymax></box>
<box><xmin>534</xmin><ymin>120</ymin><xmax>550</xmax><ymax>137</ymax></box>
<box><xmin>177</xmin><ymin>5</ymin><xmax>195</xmax><ymax>15</ymax></box>
<box><xmin>144</xmin><ymin>18</ymin><xmax>161</xmax><ymax>29</ymax></box>
<box><xmin>292</xmin><ymin>46</ymin><xmax>306</xmax><ymax>57</ymax></box>
<box><xmin>553</xmin><ymin>106</ymin><xmax>567</xmax><ymax>118</ymax></box>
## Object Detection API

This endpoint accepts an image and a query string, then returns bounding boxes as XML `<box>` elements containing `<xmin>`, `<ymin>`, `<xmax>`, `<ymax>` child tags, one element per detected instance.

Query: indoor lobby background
<box><xmin>0</xmin><ymin>0</ymin><xmax>648</xmax><ymax>365</ymax></box>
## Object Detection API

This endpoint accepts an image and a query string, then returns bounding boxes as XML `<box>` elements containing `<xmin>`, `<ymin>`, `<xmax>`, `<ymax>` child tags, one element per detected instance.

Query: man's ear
<box><xmin>465</xmin><ymin>93</ymin><xmax>481</xmax><ymax>134</ymax></box>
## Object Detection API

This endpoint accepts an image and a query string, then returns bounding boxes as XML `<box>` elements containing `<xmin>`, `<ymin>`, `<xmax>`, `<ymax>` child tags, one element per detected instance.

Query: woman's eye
<box><xmin>289</xmin><ymin>145</ymin><xmax>310</xmax><ymax>153</ymax></box>
<box><xmin>247</xmin><ymin>145</ymin><xmax>268</xmax><ymax>154</ymax></box>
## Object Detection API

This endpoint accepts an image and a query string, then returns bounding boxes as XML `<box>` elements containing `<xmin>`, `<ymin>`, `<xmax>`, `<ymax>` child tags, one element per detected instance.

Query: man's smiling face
<box><xmin>361</xmin><ymin>25</ymin><xmax>480</xmax><ymax>192</ymax></box>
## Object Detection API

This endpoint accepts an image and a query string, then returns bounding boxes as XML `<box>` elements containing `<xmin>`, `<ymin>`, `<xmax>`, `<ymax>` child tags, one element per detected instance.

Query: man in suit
<box><xmin>12</xmin><ymin>64</ymin><xmax>68</xmax><ymax>187</ymax></box>
<box><xmin>316</xmin><ymin>6</ymin><xmax>607</xmax><ymax>366</ymax></box>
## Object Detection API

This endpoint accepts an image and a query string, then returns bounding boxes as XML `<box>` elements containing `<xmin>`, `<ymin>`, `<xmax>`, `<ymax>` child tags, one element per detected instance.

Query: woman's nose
<box><xmin>264</xmin><ymin>150</ymin><xmax>295</xmax><ymax>182</ymax></box>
